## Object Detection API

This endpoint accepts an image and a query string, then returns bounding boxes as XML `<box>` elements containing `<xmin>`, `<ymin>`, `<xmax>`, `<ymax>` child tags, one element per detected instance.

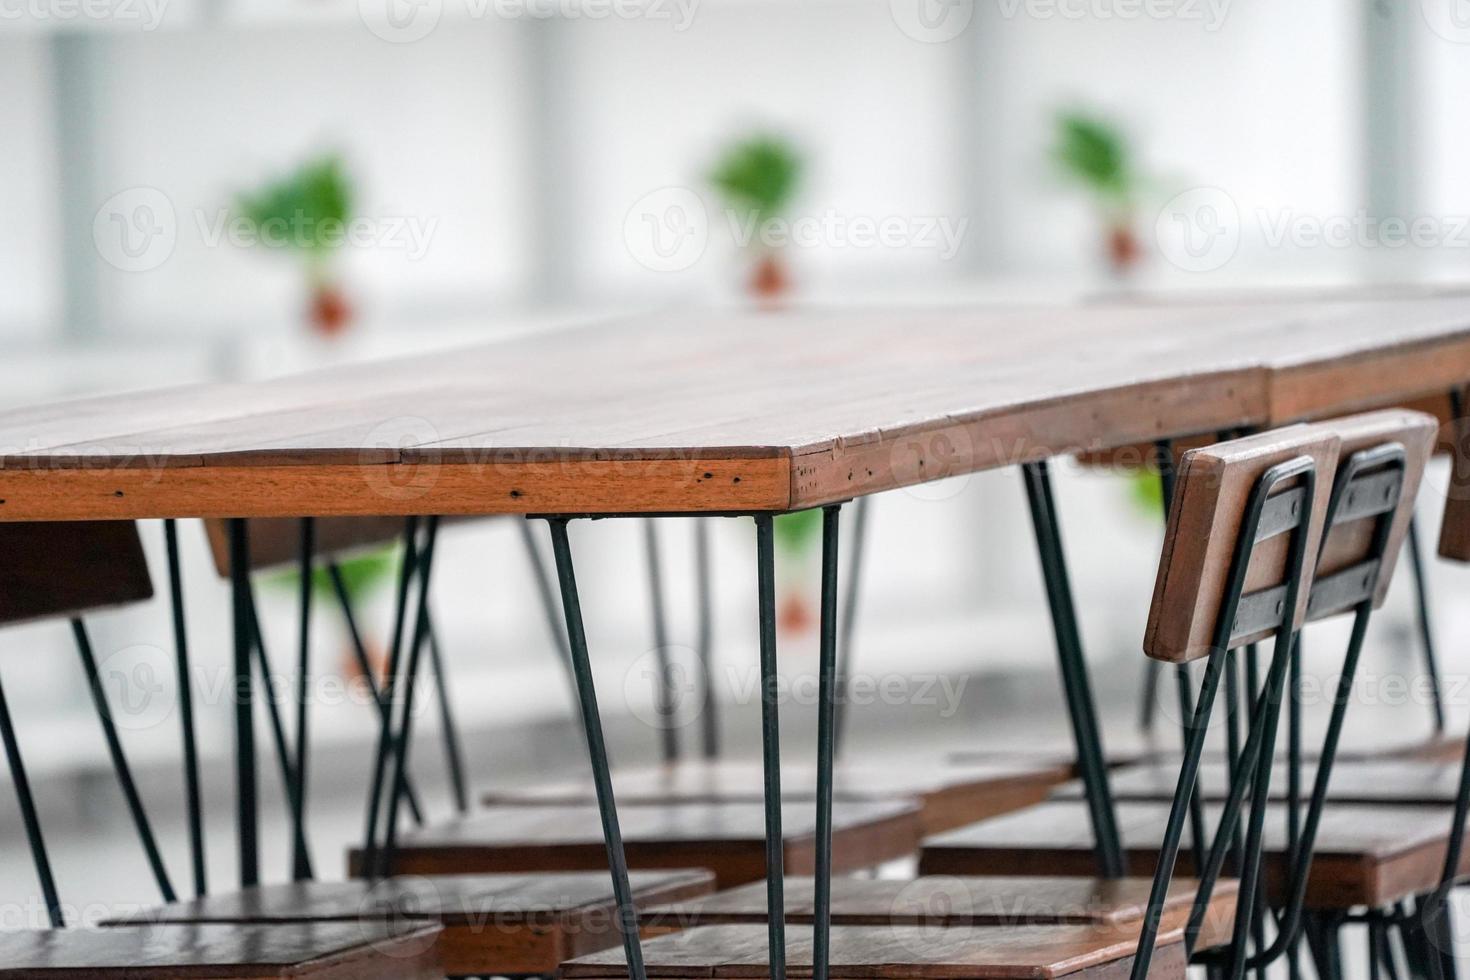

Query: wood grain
<box><xmin>0</xmin><ymin>921</ymin><xmax>442</xmax><ymax>979</ymax></box>
<box><xmin>1</xmin><ymin>298</ymin><xmax>1468</xmax><ymax>519</ymax></box>
<box><xmin>562</xmin><ymin>921</ymin><xmax>1190</xmax><ymax>979</ymax></box>
<box><xmin>101</xmin><ymin>870</ymin><xmax>713</xmax><ymax>977</ymax></box>
<box><xmin>0</xmin><ymin>521</ymin><xmax>152</xmax><ymax>625</ymax></box>
<box><xmin>350</xmin><ymin>802</ymin><xmax>922</xmax><ymax>889</ymax></box>
<box><xmin>1144</xmin><ymin>427</ymin><xmax>1340</xmax><ymax>663</ymax></box>
<box><xmin>919</xmin><ymin>800</ymin><xmax>1470</xmax><ymax>909</ymax></box>
<box><xmin>480</xmin><ymin>759</ymin><xmax>1070</xmax><ymax>836</ymax></box>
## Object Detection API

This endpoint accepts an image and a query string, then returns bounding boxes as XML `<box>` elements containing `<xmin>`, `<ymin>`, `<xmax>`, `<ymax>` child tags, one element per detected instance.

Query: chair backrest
<box><xmin>0</xmin><ymin>521</ymin><xmax>153</xmax><ymax>625</ymax></box>
<box><xmin>1438</xmin><ymin>391</ymin><xmax>1470</xmax><ymax>563</ymax></box>
<box><xmin>201</xmin><ymin>516</ymin><xmax>407</xmax><ymax>575</ymax></box>
<box><xmin>1308</xmin><ymin>409</ymin><xmax>1435</xmax><ymax>617</ymax></box>
<box><xmin>1144</xmin><ymin>426</ymin><xmax>1340</xmax><ymax>663</ymax></box>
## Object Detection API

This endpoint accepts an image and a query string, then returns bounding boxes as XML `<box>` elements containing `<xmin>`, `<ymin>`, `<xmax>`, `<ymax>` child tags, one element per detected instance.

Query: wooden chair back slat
<box><xmin>1311</xmin><ymin>409</ymin><xmax>1436</xmax><ymax>607</ymax></box>
<box><xmin>0</xmin><ymin>521</ymin><xmax>152</xmax><ymax>625</ymax></box>
<box><xmin>1438</xmin><ymin>388</ymin><xmax>1470</xmax><ymax>562</ymax></box>
<box><xmin>1144</xmin><ymin>426</ymin><xmax>1340</xmax><ymax>663</ymax></box>
<box><xmin>202</xmin><ymin>516</ymin><xmax>407</xmax><ymax>576</ymax></box>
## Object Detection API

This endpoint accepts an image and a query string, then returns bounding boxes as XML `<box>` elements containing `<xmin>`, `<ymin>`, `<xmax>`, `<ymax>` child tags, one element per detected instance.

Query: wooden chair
<box><xmin>350</xmin><ymin>801</ymin><xmax>924</xmax><ymax>889</ymax></box>
<box><xmin>481</xmin><ymin>757</ymin><xmax>1072</xmax><ymax>835</ymax></box>
<box><xmin>0</xmin><ymin>520</ymin><xmax>446</xmax><ymax>978</ymax></box>
<box><xmin>924</xmin><ymin>410</ymin><xmax>1438</xmax><ymax>980</ymax></box>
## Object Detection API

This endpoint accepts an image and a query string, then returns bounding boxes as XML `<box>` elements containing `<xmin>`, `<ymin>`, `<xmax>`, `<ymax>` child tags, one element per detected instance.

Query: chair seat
<box><xmin>351</xmin><ymin>801</ymin><xmax>922</xmax><ymax>888</ymax></box>
<box><xmin>482</xmin><ymin>758</ymin><xmax>1070</xmax><ymax>834</ymax></box>
<box><xmin>920</xmin><ymin>800</ymin><xmax>1470</xmax><ymax>909</ymax></box>
<box><xmin>103</xmin><ymin>870</ymin><xmax>714</xmax><ymax>977</ymax></box>
<box><xmin>560</xmin><ymin>922</ymin><xmax>1188</xmax><ymax>979</ymax></box>
<box><xmin>1052</xmin><ymin>759</ymin><xmax>1466</xmax><ymax>807</ymax></box>
<box><xmin>637</xmin><ymin>875</ymin><xmax>1238</xmax><ymax>951</ymax></box>
<box><xmin>0</xmin><ymin>921</ymin><xmax>441</xmax><ymax>979</ymax></box>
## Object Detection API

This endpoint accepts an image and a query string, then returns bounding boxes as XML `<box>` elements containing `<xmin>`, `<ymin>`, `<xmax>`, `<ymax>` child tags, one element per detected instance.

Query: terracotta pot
<box><xmin>1105</xmin><ymin>223</ymin><xmax>1143</xmax><ymax>277</ymax></box>
<box><xmin>749</xmin><ymin>252</ymin><xmax>792</xmax><ymax>307</ymax></box>
<box><xmin>778</xmin><ymin>589</ymin><xmax>815</xmax><ymax>635</ymax></box>
<box><xmin>309</xmin><ymin>281</ymin><xmax>353</xmax><ymax>337</ymax></box>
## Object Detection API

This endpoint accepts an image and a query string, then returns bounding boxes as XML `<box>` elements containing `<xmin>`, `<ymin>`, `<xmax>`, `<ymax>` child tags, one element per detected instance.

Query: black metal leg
<box><xmin>547</xmin><ymin>517</ymin><xmax>648</xmax><ymax>980</ymax></box>
<box><xmin>754</xmin><ymin>514</ymin><xmax>787</xmax><ymax>980</ymax></box>
<box><xmin>291</xmin><ymin>517</ymin><xmax>314</xmax><ymax>881</ymax></box>
<box><xmin>1130</xmin><ymin>647</ymin><xmax>1227</xmax><ymax>980</ymax></box>
<box><xmin>1021</xmin><ymin>460</ymin><xmax>1126</xmax><ymax>878</ymax></box>
<box><xmin>1406</xmin><ymin>517</ymin><xmax>1447</xmax><ymax>733</ymax></box>
<box><xmin>362</xmin><ymin>516</ymin><xmax>421</xmax><ymax>875</ymax></box>
<box><xmin>814</xmin><ymin>505</ymin><xmax>841</xmax><ymax>980</ymax></box>
<box><xmin>425</xmin><ymin>618</ymin><xmax>469</xmax><ymax>813</ymax></box>
<box><xmin>694</xmin><ymin>518</ymin><xmax>719</xmax><ymax>760</ymax></box>
<box><xmin>832</xmin><ymin>494</ymin><xmax>869</xmax><ymax>758</ymax></box>
<box><xmin>163</xmin><ymin>519</ymin><xmax>206</xmax><ymax>898</ymax></box>
<box><xmin>1140</xmin><ymin>660</ymin><xmax>1160</xmax><ymax>732</ymax></box>
<box><xmin>228</xmin><ymin>518</ymin><xmax>259</xmax><ymax>888</ymax></box>
<box><xmin>0</xmin><ymin>665</ymin><xmax>62</xmax><ymax>927</ymax></box>
<box><xmin>381</xmin><ymin>516</ymin><xmax>441</xmax><ymax>875</ymax></box>
<box><xmin>642</xmin><ymin>519</ymin><xmax>678</xmax><ymax>762</ymax></box>
<box><xmin>245</xmin><ymin>585</ymin><xmax>313</xmax><ymax>880</ymax></box>
<box><xmin>326</xmin><ymin>560</ymin><xmax>424</xmax><ymax>825</ymax></box>
<box><xmin>516</xmin><ymin>518</ymin><xmax>581</xmax><ymax>711</ymax></box>
<box><xmin>71</xmin><ymin>618</ymin><xmax>176</xmax><ymax>902</ymax></box>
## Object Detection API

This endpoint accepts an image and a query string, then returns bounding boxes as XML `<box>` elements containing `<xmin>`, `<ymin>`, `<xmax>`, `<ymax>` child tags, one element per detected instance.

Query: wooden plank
<box><xmin>562</xmin><ymin>922</ymin><xmax>1190</xmax><ymax>979</ymax></box>
<box><xmin>0</xmin><ymin>298</ymin><xmax>1468</xmax><ymax>519</ymax></box>
<box><xmin>919</xmin><ymin>800</ymin><xmax>1470</xmax><ymax>909</ymax></box>
<box><xmin>1053</xmin><ymin>760</ymin><xmax>1466</xmax><ymax>807</ymax></box>
<box><xmin>479</xmin><ymin>759</ymin><xmax>1070</xmax><ymax>835</ymax></box>
<box><xmin>350</xmin><ymin>802</ymin><xmax>922</xmax><ymax>889</ymax></box>
<box><xmin>200</xmin><ymin>516</ymin><xmax>409</xmax><ymax>576</ymax></box>
<box><xmin>0</xmin><ymin>922</ymin><xmax>442</xmax><ymax>979</ymax></box>
<box><xmin>102</xmin><ymin>871</ymin><xmax>714</xmax><ymax>977</ymax></box>
<box><xmin>1144</xmin><ymin>428</ymin><xmax>1340</xmax><ymax>663</ymax></box>
<box><xmin>0</xmin><ymin>521</ymin><xmax>152</xmax><ymax>625</ymax></box>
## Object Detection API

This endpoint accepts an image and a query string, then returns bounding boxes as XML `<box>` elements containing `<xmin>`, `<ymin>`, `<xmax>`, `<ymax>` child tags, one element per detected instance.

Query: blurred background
<box><xmin>2</xmin><ymin>0</ymin><xmax>1470</xmax><ymax>931</ymax></box>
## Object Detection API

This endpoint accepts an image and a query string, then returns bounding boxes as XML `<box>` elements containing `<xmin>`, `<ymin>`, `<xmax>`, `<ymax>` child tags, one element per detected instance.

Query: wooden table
<box><xmin>2</xmin><ymin>295</ymin><xmax>1468</xmax><ymax>980</ymax></box>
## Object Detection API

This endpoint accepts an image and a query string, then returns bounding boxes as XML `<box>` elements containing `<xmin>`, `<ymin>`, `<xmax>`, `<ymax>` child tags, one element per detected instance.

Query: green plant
<box><xmin>264</xmin><ymin>545</ymin><xmax>397</xmax><ymax>604</ymax></box>
<box><xmin>1051</xmin><ymin>111</ymin><xmax>1136</xmax><ymax>214</ymax></box>
<box><xmin>708</xmin><ymin>135</ymin><xmax>803</xmax><ymax>226</ymax></box>
<box><xmin>236</xmin><ymin>155</ymin><xmax>353</xmax><ymax>282</ymax></box>
<box><xmin>773</xmin><ymin>508</ymin><xmax>822</xmax><ymax>559</ymax></box>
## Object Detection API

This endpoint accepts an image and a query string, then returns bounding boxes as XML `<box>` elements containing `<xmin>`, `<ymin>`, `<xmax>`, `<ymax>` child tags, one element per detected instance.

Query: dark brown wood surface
<box><xmin>1051</xmin><ymin>761</ymin><xmax>1467</xmax><ymax>807</ymax></box>
<box><xmin>480</xmin><ymin>759</ymin><xmax>1070</xmax><ymax>835</ymax></box>
<box><xmin>919</xmin><ymin>800</ymin><xmax>1470</xmax><ymax>909</ymax></box>
<box><xmin>352</xmin><ymin>802</ymin><xmax>922</xmax><ymax>888</ymax></box>
<box><xmin>562</xmin><ymin>921</ymin><xmax>1189</xmax><ymax>979</ymax></box>
<box><xmin>102</xmin><ymin>870</ymin><xmax>713</xmax><ymax>977</ymax></box>
<box><xmin>201</xmin><ymin>516</ymin><xmax>409</xmax><ymax>575</ymax></box>
<box><xmin>636</xmin><ymin>875</ymin><xmax>1237</xmax><ymax>949</ymax></box>
<box><xmin>0</xmin><ymin>521</ymin><xmax>152</xmax><ymax>625</ymax></box>
<box><xmin>0</xmin><ymin>921</ymin><xmax>442</xmax><ymax>979</ymax></box>
<box><xmin>1143</xmin><ymin>427</ymin><xmax>1340</xmax><ymax>663</ymax></box>
<box><xmin>2</xmin><ymin>298</ymin><xmax>1469</xmax><ymax>520</ymax></box>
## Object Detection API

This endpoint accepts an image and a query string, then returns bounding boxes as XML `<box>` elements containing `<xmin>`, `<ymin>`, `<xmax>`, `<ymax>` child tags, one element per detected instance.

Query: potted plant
<box><xmin>237</xmin><ymin>155</ymin><xmax>356</xmax><ymax>336</ymax></box>
<box><xmin>708</xmin><ymin>134</ymin><xmax>803</xmax><ymax>305</ymax></box>
<box><xmin>1051</xmin><ymin>111</ymin><xmax>1144</xmax><ymax>278</ymax></box>
<box><xmin>773</xmin><ymin>508</ymin><xmax>822</xmax><ymax>635</ymax></box>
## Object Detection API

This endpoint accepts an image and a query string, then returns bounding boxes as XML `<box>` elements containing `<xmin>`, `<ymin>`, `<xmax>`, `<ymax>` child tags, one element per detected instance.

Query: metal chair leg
<box><xmin>291</xmin><ymin>517</ymin><xmax>314</xmax><ymax>881</ymax></box>
<box><xmin>1406</xmin><ymin>517</ymin><xmax>1447</xmax><ymax>733</ymax></box>
<box><xmin>642</xmin><ymin>519</ymin><xmax>678</xmax><ymax>762</ymax></box>
<box><xmin>695</xmin><ymin>518</ymin><xmax>719</xmax><ymax>760</ymax></box>
<box><xmin>547</xmin><ymin>517</ymin><xmax>648</xmax><ymax>980</ymax></box>
<box><xmin>1021</xmin><ymin>460</ymin><xmax>1126</xmax><ymax>878</ymax></box>
<box><xmin>163</xmin><ymin>518</ymin><xmax>206</xmax><ymax>898</ymax></box>
<box><xmin>516</xmin><ymin>518</ymin><xmax>581</xmax><ymax>711</ymax></box>
<box><xmin>0</xmin><ymin>665</ymin><xmax>63</xmax><ymax>927</ymax></box>
<box><xmin>227</xmin><ymin>518</ymin><xmax>259</xmax><ymax>888</ymax></box>
<box><xmin>814</xmin><ymin>505</ymin><xmax>842</xmax><ymax>980</ymax></box>
<box><xmin>754</xmin><ymin>514</ymin><xmax>788</xmax><ymax>980</ymax></box>
<box><xmin>326</xmin><ymin>560</ymin><xmax>424</xmax><ymax>825</ymax></box>
<box><xmin>71</xmin><ymin>618</ymin><xmax>176</xmax><ymax>902</ymax></box>
<box><xmin>832</xmin><ymin>494</ymin><xmax>869</xmax><ymax>758</ymax></box>
<box><xmin>245</xmin><ymin>584</ymin><xmax>312</xmax><ymax>880</ymax></box>
<box><xmin>425</xmin><ymin>619</ymin><xmax>469</xmax><ymax>813</ymax></box>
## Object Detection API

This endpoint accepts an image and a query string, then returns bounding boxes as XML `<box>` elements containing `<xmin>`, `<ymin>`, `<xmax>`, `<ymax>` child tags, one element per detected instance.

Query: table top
<box><xmin>2</xmin><ymin>296</ymin><xmax>1467</xmax><ymax>520</ymax></box>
